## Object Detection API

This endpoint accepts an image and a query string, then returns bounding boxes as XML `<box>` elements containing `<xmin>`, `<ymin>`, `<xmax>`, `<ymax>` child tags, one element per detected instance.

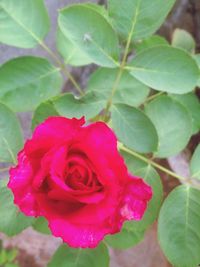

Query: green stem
<box><xmin>145</xmin><ymin>92</ymin><xmax>164</xmax><ymax>103</ymax></box>
<box><xmin>104</xmin><ymin>6</ymin><xmax>139</xmax><ymax>117</ymax></box>
<box><xmin>39</xmin><ymin>41</ymin><xmax>84</xmax><ymax>96</ymax></box>
<box><xmin>119</xmin><ymin>143</ymin><xmax>187</xmax><ymax>181</ymax></box>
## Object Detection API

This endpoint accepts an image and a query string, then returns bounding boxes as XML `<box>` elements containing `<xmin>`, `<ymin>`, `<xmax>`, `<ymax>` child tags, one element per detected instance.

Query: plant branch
<box><xmin>104</xmin><ymin>5</ymin><xmax>140</xmax><ymax>116</ymax></box>
<box><xmin>119</xmin><ymin>143</ymin><xmax>196</xmax><ymax>184</ymax></box>
<box><xmin>39</xmin><ymin>41</ymin><xmax>84</xmax><ymax>96</ymax></box>
<box><xmin>144</xmin><ymin>92</ymin><xmax>165</xmax><ymax>103</ymax></box>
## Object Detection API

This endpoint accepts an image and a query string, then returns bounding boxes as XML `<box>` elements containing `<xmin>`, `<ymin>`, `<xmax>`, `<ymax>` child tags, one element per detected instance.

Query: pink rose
<box><xmin>8</xmin><ymin>117</ymin><xmax>152</xmax><ymax>248</ymax></box>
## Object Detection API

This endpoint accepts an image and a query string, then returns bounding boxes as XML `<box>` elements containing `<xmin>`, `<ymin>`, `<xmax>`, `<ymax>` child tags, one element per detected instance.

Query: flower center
<box><xmin>65</xmin><ymin>152</ymin><xmax>101</xmax><ymax>191</ymax></box>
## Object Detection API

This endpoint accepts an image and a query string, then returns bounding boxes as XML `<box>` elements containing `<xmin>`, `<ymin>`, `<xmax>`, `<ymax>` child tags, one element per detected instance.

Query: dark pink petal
<box><xmin>48</xmin><ymin>217</ymin><xmax>111</xmax><ymax>248</ymax></box>
<box><xmin>24</xmin><ymin>117</ymin><xmax>85</xmax><ymax>163</ymax></box>
<box><xmin>47</xmin><ymin>146</ymin><xmax>106</xmax><ymax>204</ymax></box>
<box><xmin>33</xmin><ymin>116</ymin><xmax>84</xmax><ymax>143</ymax></box>
<box><xmin>35</xmin><ymin>186</ymin><xmax>119</xmax><ymax>226</ymax></box>
<box><xmin>74</xmin><ymin>122</ymin><xmax>128</xmax><ymax>185</ymax></box>
<box><xmin>120</xmin><ymin>176</ymin><xmax>152</xmax><ymax>221</ymax></box>
<box><xmin>8</xmin><ymin>151</ymin><xmax>40</xmax><ymax>216</ymax></box>
<box><xmin>48</xmin><ymin>188</ymin><xmax>105</xmax><ymax>204</ymax></box>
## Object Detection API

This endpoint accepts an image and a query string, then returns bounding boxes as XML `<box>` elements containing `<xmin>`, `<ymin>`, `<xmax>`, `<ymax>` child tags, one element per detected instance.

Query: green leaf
<box><xmin>128</xmin><ymin>46</ymin><xmax>199</xmax><ymax>94</ymax></box>
<box><xmin>122</xmin><ymin>151</ymin><xmax>163</xmax><ymax>230</ymax></box>
<box><xmin>172</xmin><ymin>28</ymin><xmax>195</xmax><ymax>53</ymax></box>
<box><xmin>56</xmin><ymin>3</ymin><xmax>110</xmax><ymax>67</ymax></box>
<box><xmin>5</xmin><ymin>264</ymin><xmax>19</xmax><ymax>267</ymax></box>
<box><xmin>120</xmin><ymin>150</ymin><xmax>147</xmax><ymax>172</ymax></box>
<box><xmin>6</xmin><ymin>249</ymin><xmax>18</xmax><ymax>263</ymax></box>
<box><xmin>56</xmin><ymin>29</ymin><xmax>92</xmax><ymax>66</ymax></box>
<box><xmin>48</xmin><ymin>243</ymin><xmax>109</xmax><ymax>267</ymax></box>
<box><xmin>108</xmin><ymin>0</ymin><xmax>175</xmax><ymax>41</ymax></box>
<box><xmin>0</xmin><ymin>179</ymin><xmax>9</xmax><ymax>188</ymax></box>
<box><xmin>105</xmin><ymin>227</ymin><xmax>144</xmax><ymax>250</ymax></box>
<box><xmin>0</xmin><ymin>57</ymin><xmax>62</xmax><ymax>112</ymax></box>
<box><xmin>130</xmin><ymin>166</ymin><xmax>163</xmax><ymax>231</ymax></box>
<box><xmin>33</xmin><ymin>217</ymin><xmax>51</xmax><ymax>235</ymax></box>
<box><xmin>0</xmin><ymin>186</ymin><xmax>34</xmax><ymax>236</ymax></box>
<box><xmin>111</xmin><ymin>104</ymin><xmax>158</xmax><ymax>153</ymax></box>
<box><xmin>0</xmin><ymin>0</ymin><xmax>50</xmax><ymax>48</ymax></box>
<box><xmin>190</xmin><ymin>144</ymin><xmax>200</xmax><ymax>179</ymax></box>
<box><xmin>106</xmin><ymin>161</ymin><xmax>163</xmax><ymax>249</ymax></box>
<box><xmin>33</xmin><ymin>92</ymin><xmax>105</xmax><ymax>129</ymax></box>
<box><xmin>145</xmin><ymin>96</ymin><xmax>192</xmax><ymax>158</ymax></box>
<box><xmin>53</xmin><ymin>92</ymin><xmax>104</xmax><ymax>120</ymax></box>
<box><xmin>0</xmin><ymin>103</ymin><xmax>23</xmax><ymax>163</ymax></box>
<box><xmin>134</xmin><ymin>35</ymin><xmax>168</xmax><ymax>54</ymax></box>
<box><xmin>32</xmin><ymin>101</ymin><xmax>59</xmax><ymax>130</ymax></box>
<box><xmin>87</xmin><ymin>68</ymin><xmax>149</xmax><ymax>107</ymax></box>
<box><xmin>194</xmin><ymin>54</ymin><xmax>200</xmax><ymax>87</ymax></box>
<box><xmin>82</xmin><ymin>3</ymin><xmax>111</xmax><ymax>22</ymax></box>
<box><xmin>58</xmin><ymin>4</ymin><xmax>119</xmax><ymax>67</ymax></box>
<box><xmin>0</xmin><ymin>249</ymin><xmax>7</xmax><ymax>265</ymax></box>
<box><xmin>170</xmin><ymin>93</ymin><xmax>200</xmax><ymax>134</ymax></box>
<box><xmin>158</xmin><ymin>185</ymin><xmax>200</xmax><ymax>267</ymax></box>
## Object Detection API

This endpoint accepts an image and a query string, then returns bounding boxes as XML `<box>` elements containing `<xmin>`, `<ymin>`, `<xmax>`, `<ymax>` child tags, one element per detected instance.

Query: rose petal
<box><xmin>8</xmin><ymin>151</ymin><xmax>40</xmax><ymax>216</ymax></box>
<box><xmin>35</xmin><ymin>186</ymin><xmax>119</xmax><ymax>226</ymax></box>
<box><xmin>33</xmin><ymin>116</ymin><xmax>84</xmax><ymax>142</ymax></box>
<box><xmin>73</xmin><ymin>122</ymin><xmax>128</xmax><ymax>186</ymax></box>
<box><xmin>25</xmin><ymin>117</ymin><xmax>85</xmax><ymax>161</ymax></box>
<box><xmin>120</xmin><ymin>176</ymin><xmax>152</xmax><ymax>221</ymax></box>
<box><xmin>48</xmin><ymin>217</ymin><xmax>111</xmax><ymax>248</ymax></box>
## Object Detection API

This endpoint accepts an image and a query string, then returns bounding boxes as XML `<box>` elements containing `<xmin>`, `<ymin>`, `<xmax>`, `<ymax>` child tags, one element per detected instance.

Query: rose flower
<box><xmin>8</xmin><ymin>117</ymin><xmax>152</xmax><ymax>248</ymax></box>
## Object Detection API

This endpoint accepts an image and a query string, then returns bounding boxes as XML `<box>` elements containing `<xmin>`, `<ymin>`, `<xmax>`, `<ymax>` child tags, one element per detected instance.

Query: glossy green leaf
<box><xmin>128</xmin><ymin>46</ymin><xmax>199</xmax><ymax>94</ymax></box>
<box><xmin>0</xmin><ymin>0</ymin><xmax>50</xmax><ymax>48</ymax></box>
<box><xmin>53</xmin><ymin>92</ymin><xmax>104</xmax><ymax>120</ymax></box>
<box><xmin>158</xmin><ymin>185</ymin><xmax>200</xmax><ymax>267</ymax></box>
<box><xmin>134</xmin><ymin>35</ymin><xmax>168</xmax><ymax>54</ymax></box>
<box><xmin>48</xmin><ymin>243</ymin><xmax>109</xmax><ymax>267</ymax></box>
<box><xmin>33</xmin><ymin>217</ymin><xmax>51</xmax><ymax>235</ymax></box>
<box><xmin>0</xmin><ymin>186</ymin><xmax>34</xmax><ymax>236</ymax></box>
<box><xmin>145</xmin><ymin>96</ymin><xmax>192</xmax><ymax>158</ymax></box>
<box><xmin>56</xmin><ymin>29</ymin><xmax>92</xmax><ymax>66</ymax></box>
<box><xmin>172</xmin><ymin>28</ymin><xmax>195</xmax><ymax>53</ymax></box>
<box><xmin>0</xmin><ymin>103</ymin><xmax>23</xmax><ymax>163</ymax></box>
<box><xmin>58</xmin><ymin>4</ymin><xmax>119</xmax><ymax>67</ymax></box>
<box><xmin>190</xmin><ymin>144</ymin><xmax>200</xmax><ymax>179</ymax></box>
<box><xmin>170</xmin><ymin>93</ymin><xmax>200</xmax><ymax>134</ymax></box>
<box><xmin>108</xmin><ymin>0</ymin><xmax>175</xmax><ymax>41</ymax></box>
<box><xmin>32</xmin><ymin>101</ymin><xmax>59</xmax><ymax>130</ymax></box>
<box><xmin>111</xmin><ymin>104</ymin><xmax>158</xmax><ymax>153</ymax></box>
<box><xmin>105</xmin><ymin>227</ymin><xmax>144</xmax><ymax>250</ymax></box>
<box><xmin>0</xmin><ymin>57</ymin><xmax>62</xmax><ymax>112</ymax></box>
<box><xmin>87</xmin><ymin>68</ymin><xmax>149</xmax><ymax>107</ymax></box>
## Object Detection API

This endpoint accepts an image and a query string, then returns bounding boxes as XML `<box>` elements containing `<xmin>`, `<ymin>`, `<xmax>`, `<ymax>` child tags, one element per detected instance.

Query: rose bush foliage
<box><xmin>0</xmin><ymin>0</ymin><xmax>200</xmax><ymax>267</ymax></box>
